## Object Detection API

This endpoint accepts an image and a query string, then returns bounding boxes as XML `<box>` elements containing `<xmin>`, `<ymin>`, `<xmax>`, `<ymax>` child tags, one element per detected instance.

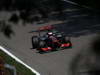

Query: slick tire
<box><xmin>32</xmin><ymin>36</ymin><xmax>39</xmax><ymax>49</ymax></box>
<box><xmin>39</xmin><ymin>41</ymin><xmax>46</xmax><ymax>48</ymax></box>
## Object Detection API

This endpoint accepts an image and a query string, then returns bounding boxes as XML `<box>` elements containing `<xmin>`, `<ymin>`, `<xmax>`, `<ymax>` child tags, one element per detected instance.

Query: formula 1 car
<box><xmin>30</xmin><ymin>25</ymin><xmax>72</xmax><ymax>53</ymax></box>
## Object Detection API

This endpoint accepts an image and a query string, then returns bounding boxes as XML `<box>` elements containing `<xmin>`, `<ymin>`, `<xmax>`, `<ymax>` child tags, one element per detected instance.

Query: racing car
<box><xmin>30</xmin><ymin>25</ymin><xmax>72</xmax><ymax>53</ymax></box>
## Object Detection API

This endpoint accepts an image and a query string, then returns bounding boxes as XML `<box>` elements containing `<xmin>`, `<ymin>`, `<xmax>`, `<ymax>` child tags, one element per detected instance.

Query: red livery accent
<box><xmin>61</xmin><ymin>43</ymin><xmax>70</xmax><ymax>47</ymax></box>
<box><xmin>41</xmin><ymin>47</ymin><xmax>52</xmax><ymax>51</ymax></box>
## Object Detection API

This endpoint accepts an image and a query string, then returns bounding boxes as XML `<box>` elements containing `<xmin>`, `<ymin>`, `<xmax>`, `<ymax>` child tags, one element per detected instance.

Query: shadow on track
<box><xmin>53</xmin><ymin>8</ymin><xmax>100</xmax><ymax>37</ymax></box>
<box><xmin>0</xmin><ymin>2</ymin><xmax>100</xmax><ymax>38</ymax></box>
<box><xmin>0</xmin><ymin>20</ymin><xmax>14</xmax><ymax>39</ymax></box>
<box><xmin>69</xmin><ymin>35</ymin><xmax>100</xmax><ymax>75</ymax></box>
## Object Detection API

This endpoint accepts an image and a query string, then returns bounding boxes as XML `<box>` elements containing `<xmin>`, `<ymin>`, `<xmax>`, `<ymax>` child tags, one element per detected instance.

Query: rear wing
<box><xmin>29</xmin><ymin>25</ymin><xmax>55</xmax><ymax>33</ymax></box>
<box><xmin>38</xmin><ymin>25</ymin><xmax>55</xmax><ymax>31</ymax></box>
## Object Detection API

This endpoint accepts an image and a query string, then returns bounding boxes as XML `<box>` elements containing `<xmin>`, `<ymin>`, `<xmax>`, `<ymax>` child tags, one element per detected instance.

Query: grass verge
<box><xmin>0</xmin><ymin>50</ymin><xmax>36</xmax><ymax>75</ymax></box>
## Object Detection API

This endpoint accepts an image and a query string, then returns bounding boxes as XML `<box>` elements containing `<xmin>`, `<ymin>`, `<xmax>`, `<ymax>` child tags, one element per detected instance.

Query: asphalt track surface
<box><xmin>0</xmin><ymin>24</ymin><xmax>98</xmax><ymax>75</ymax></box>
<box><xmin>0</xmin><ymin>4</ymin><xmax>100</xmax><ymax>75</ymax></box>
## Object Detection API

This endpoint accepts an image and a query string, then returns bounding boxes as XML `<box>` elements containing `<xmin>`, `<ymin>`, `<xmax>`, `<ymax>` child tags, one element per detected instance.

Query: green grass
<box><xmin>0</xmin><ymin>50</ymin><xmax>36</xmax><ymax>75</ymax></box>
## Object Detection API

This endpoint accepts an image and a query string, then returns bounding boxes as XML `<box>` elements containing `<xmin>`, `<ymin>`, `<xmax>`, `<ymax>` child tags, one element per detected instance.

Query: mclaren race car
<box><xmin>30</xmin><ymin>25</ymin><xmax>72</xmax><ymax>53</ymax></box>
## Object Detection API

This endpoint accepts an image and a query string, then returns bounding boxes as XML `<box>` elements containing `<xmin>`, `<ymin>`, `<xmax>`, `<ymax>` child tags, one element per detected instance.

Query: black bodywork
<box><xmin>31</xmin><ymin>25</ymin><xmax>72</xmax><ymax>53</ymax></box>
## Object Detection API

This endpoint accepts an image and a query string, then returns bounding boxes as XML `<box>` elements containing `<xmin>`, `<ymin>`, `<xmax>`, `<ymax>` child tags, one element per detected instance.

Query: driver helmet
<box><xmin>47</xmin><ymin>32</ymin><xmax>53</xmax><ymax>36</ymax></box>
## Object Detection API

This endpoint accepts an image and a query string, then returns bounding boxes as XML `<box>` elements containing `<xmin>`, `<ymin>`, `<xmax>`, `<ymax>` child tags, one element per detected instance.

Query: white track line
<box><xmin>63</xmin><ymin>0</ymin><xmax>91</xmax><ymax>9</ymax></box>
<box><xmin>0</xmin><ymin>46</ymin><xmax>40</xmax><ymax>75</ymax></box>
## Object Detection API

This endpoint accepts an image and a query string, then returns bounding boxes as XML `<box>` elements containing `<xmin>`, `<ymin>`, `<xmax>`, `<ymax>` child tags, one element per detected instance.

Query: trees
<box><xmin>0</xmin><ymin>0</ymin><xmax>66</xmax><ymax>14</ymax></box>
<box><xmin>0</xmin><ymin>0</ymin><xmax>67</xmax><ymax>38</ymax></box>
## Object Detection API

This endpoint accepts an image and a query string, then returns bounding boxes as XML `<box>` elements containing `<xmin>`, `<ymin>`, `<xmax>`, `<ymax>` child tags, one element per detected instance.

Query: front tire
<box><xmin>38</xmin><ymin>41</ymin><xmax>47</xmax><ymax>53</ymax></box>
<box><xmin>39</xmin><ymin>41</ymin><xmax>46</xmax><ymax>48</ymax></box>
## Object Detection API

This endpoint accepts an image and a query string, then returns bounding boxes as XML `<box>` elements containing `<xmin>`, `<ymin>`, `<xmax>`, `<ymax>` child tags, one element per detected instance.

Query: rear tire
<box><xmin>65</xmin><ymin>37</ymin><xmax>72</xmax><ymax>47</ymax></box>
<box><xmin>65</xmin><ymin>37</ymin><xmax>70</xmax><ymax>41</ymax></box>
<box><xmin>62</xmin><ymin>36</ymin><xmax>72</xmax><ymax>47</ymax></box>
<box><xmin>32</xmin><ymin>36</ymin><xmax>39</xmax><ymax>49</ymax></box>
